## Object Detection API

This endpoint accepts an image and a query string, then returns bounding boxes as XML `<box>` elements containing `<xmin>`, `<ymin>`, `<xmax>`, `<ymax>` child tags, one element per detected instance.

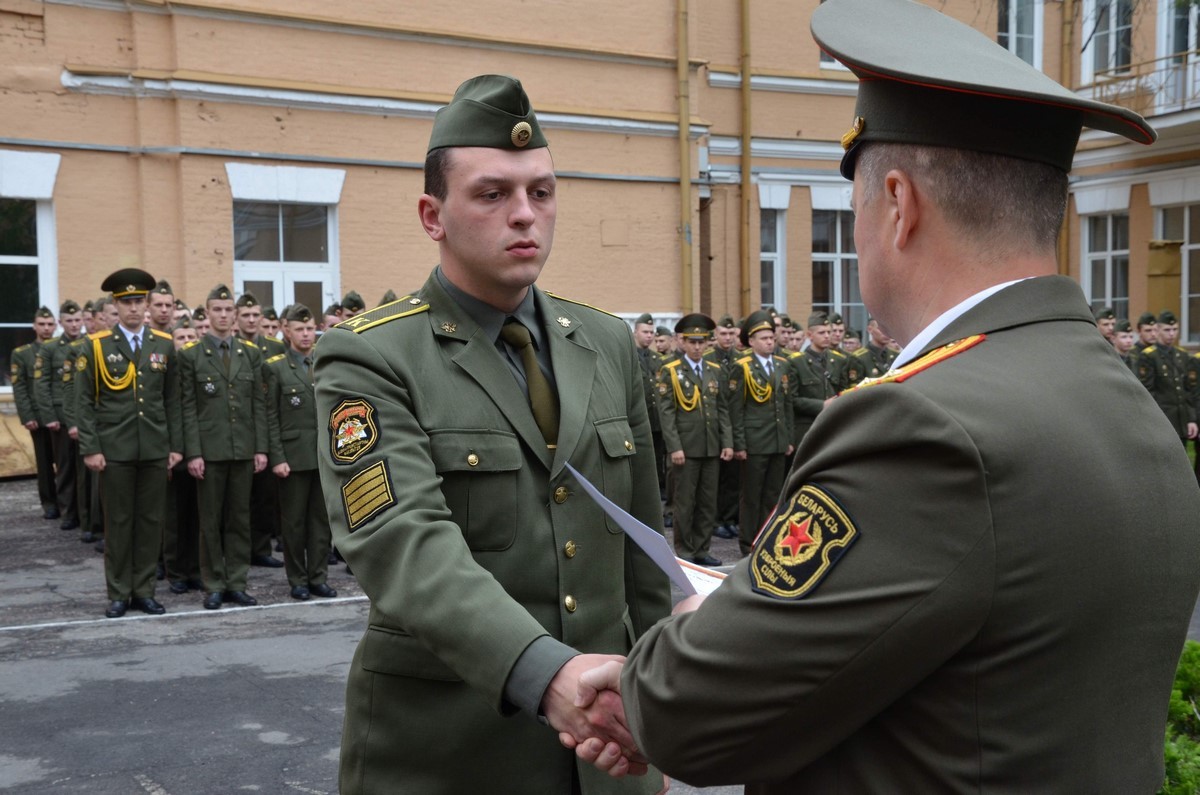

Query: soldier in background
<box><xmin>706</xmin><ymin>314</ymin><xmax>742</xmax><ymax>540</ymax></box>
<box><xmin>1136</xmin><ymin>312</ymin><xmax>1157</xmax><ymax>348</ymax></box>
<box><xmin>1138</xmin><ymin>310</ymin><xmax>1196</xmax><ymax>447</ymax></box>
<box><xmin>729</xmin><ymin>311</ymin><xmax>793</xmax><ymax>555</ymax></box>
<box><xmin>36</xmin><ymin>300</ymin><xmax>85</xmax><ymax>530</ymax></box>
<box><xmin>71</xmin><ymin>297</ymin><xmax>115</xmax><ymax>545</ymax></box>
<box><xmin>322</xmin><ymin>304</ymin><xmax>341</xmax><ymax>330</ymax></box>
<box><xmin>654</xmin><ymin>325</ymin><xmax>676</xmax><ymax>358</ymax></box>
<box><xmin>1094</xmin><ymin>306</ymin><xmax>1116</xmax><ymax>345</ymax></box>
<box><xmin>148</xmin><ymin>281</ymin><xmax>175</xmax><ymax>334</ymax></box>
<box><xmin>827</xmin><ymin>311</ymin><xmax>846</xmax><ymax>350</ymax></box>
<box><xmin>341</xmin><ymin>291</ymin><xmax>367</xmax><ymax>319</ymax></box>
<box><xmin>12</xmin><ymin>306</ymin><xmax>59</xmax><ymax>519</ymax></box>
<box><xmin>179</xmin><ymin>284</ymin><xmax>269</xmax><ymax>610</ymax></box>
<box><xmin>265</xmin><ymin>305</ymin><xmax>336</xmax><ymax>600</ymax></box>
<box><xmin>164</xmin><ymin>316</ymin><xmax>203</xmax><ymax>595</ymax></box>
<box><xmin>841</xmin><ymin>328</ymin><xmax>863</xmax><ymax>354</ymax></box>
<box><xmin>260</xmin><ymin>307</ymin><xmax>281</xmax><ymax>342</ymax></box>
<box><xmin>378</xmin><ymin>289</ymin><xmax>399</xmax><ymax>306</ymax></box>
<box><xmin>1114</xmin><ymin>319</ymin><xmax>1138</xmax><ymax>373</ymax></box>
<box><xmin>656</xmin><ymin>314</ymin><xmax>732</xmax><ymax>567</ymax></box>
<box><xmin>173</xmin><ymin>299</ymin><xmax>190</xmax><ymax>324</ymax></box>
<box><xmin>861</xmin><ymin>317</ymin><xmax>898</xmax><ymax>375</ymax></box>
<box><xmin>632</xmin><ymin>313</ymin><xmax>666</xmax><ymax>498</ymax></box>
<box><xmin>803</xmin><ymin>311</ymin><xmax>850</xmax><ymax>396</ymax></box>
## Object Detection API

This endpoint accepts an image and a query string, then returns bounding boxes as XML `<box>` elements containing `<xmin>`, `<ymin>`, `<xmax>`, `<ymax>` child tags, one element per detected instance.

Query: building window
<box><xmin>811</xmin><ymin>209</ymin><xmax>864</xmax><ymax>337</ymax></box>
<box><xmin>1084</xmin><ymin>0</ymin><xmax>1133</xmax><ymax>80</ymax></box>
<box><xmin>232</xmin><ymin>201</ymin><xmax>336</xmax><ymax>314</ymax></box>
<box><xmin>1161</xmin><ymin>205</ymin><xmax>1200</xmax><ymax>344</ymax></box>
<box><xmin>1083</xmin><ymin>213</ymin><xmax>1130</xmax><ymax>321</ymax></box>
<box><xmin>0</xmin><ymin>199</ymin><xmax>53</xmax><ymax>387</ymax></box>
<box><xmin>760</xmin><ymin>209</ymin><xmax>786</xmax><ymax>311</ymax></box>
<box><xmin>1159</xmin><ymin>1</ymin><xmax>1200</xmax><ymax>111</ymax></box>
<box><xmin>999</xmin><ymin>0</ymin><xmax>1041</xmax><ymax>69</ymax></box>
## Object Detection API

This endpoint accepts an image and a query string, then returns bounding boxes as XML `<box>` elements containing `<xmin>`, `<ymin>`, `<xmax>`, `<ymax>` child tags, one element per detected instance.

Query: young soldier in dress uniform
<box><xmin>1114</xmin><ymin>318</ymin><xmax>1138</xmax><ymax>373</ymax></box>
<box><xmin>1136</xmin><ymin>311</ymin><xmax>1158</xmax><ymax>348</ymax></box>
<box><xmin>1138</xmin><ymin>310</ymin><xmax>1196</xmax><ymax>446</ymax></box>
<box><xmin>632</xmin><ymin>313</ymin><xmax>666</xmax><ymax>497</ymax></box>
<box><xmin>803</xmin><ymin>311</ymin><xmax>850</xmax><ymax>396</ymax></box>
<box><xmin>314</xmin><ymin>74</ymin><xmax>669</xmax><ymax>794</ymax></box>
<box><xmin>265</xmin><ymin>304</ymin><xmax>335</xmax><ymax>601</ymax></box>
<box><xmin>656</xmin><ymin>314</ymin><xmax>732</xmax><ymax>566</ymax></box>
<box><xmin>76</xmin><ymin>269</ymin><xmax>182</xmax><ymax>618</ymax></box>
<box><xmin>179</xmin><ymin>284</ymin><xmax>269</xmax><ymax>609</ymax></box>
<box><xmin>164</xmin><ymin>317</ymin><xmax>203</xmax><ymax>594</ymax></box>
<box><xmin>147</xmin><ymin>281</ymin><xmax>175</xmax><ymax>335</ymax></box>
<box><xmin>729</xmin><ymin>311</ymin><xmax>793</xmax><ymax>555</ymax></box>
<box><xmin>260</xmin><ymin>306</ymin><xmax>281</xmax><ymax>342</ymax></box>
<box><xmin>341</xmin><ymin>290</ymin><xmax>367</xmax><ymax>320</ymax></box>
<box><xmin>827</xmin><ymin>311</ymin><xmax>846</xmax><ymax>350</ymax></box>
<box><xmin>706</xmin><ymin>314</ymin><xmax>741</xmax><ymax>540</ymax></box>
<box><xmin>12</xmin><ymin>306</ymin><xmax>59</xmax><ymax>519</ymax></box>
<box><xmin>36</xmin><ymin>299</ymin><xmax>85</xmax><ymax>530</ymax></box>
<box><xmin>1094</xmin><ymin>306</ymin><xmax>1117</xmax><ymax>344</ymax></box>
<box><xmin>70</xmin><ymin>298</ymin><xmax>114</xmax><ymax>545</ymax></box>
<box><xmin>579</xmin><ymin>2</ymin><xmax>1200</xmax><ymax>790</ymax></box>
<box><xmin>858</xmin><ymin>316</ymin><xmax>897</xmax><ymax>375</ymax></box>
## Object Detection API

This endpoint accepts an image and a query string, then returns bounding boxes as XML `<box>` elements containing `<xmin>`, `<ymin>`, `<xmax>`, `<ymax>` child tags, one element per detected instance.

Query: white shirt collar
<box><xmin>889</xmin><ymin>278</ymin><xmax>1027</xmax><ymax>371</ymax></box>
<box><xmin>755</xmin><ymin>353</ymin><xmax>773</xmax><ymax>369</ymax></box>
<box><xmin>118</xmin><ymin>324</ymin><xmax>143</xmax><ymax>348</ymax></box>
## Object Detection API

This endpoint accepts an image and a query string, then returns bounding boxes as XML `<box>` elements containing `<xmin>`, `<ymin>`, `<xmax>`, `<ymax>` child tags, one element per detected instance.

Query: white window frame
<box><xmin>998</xmin><ymin>0</ymin><xmax>1043</xmax><ymax>71</ymax></box>
<box><xmin>810</xmin><ymin>208</ymin><xmax>862</xmax><ymax>332</ymax></box>
<box><xmin>1081</xmin><ymin>0</ymin><xmax>1134</xmax><ymax>84</ymax></box>
<box><xmin>1081</xmin><ymin>212</ymin><xmax>1131</xmax><ymax>320</ymax></box>
<box><xmin>1155</xmin><ymin>0</ymin><xmax>1200</xmax><ymax>113</ymax></box>
<box><xmin>1157</xmin><ymin>204</ymin><xmax>1200</xmax><ymax>344</ymax></box>
<box><xmin>759</xmin><ymin>208</ymin><xmax>787</xmax><ymax>312</ymax></box>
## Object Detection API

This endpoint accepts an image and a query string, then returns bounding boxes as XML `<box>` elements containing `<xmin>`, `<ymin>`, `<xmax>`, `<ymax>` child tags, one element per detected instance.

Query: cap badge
<box><xmin>511</xmin><ymin>121</ymin><xmax>533</xmax><ymax>148</ymax></box>
<box><xmin>556</xmin><ymin>317</ymin><xmax>571</xmax><ymax>328</ymax></box>
<box><xmin>841</xmin><ymin>116</ymin><xmax>865</xmax><ymax>151</ymax></box>
<box><xmin>125</xmin><ymin>284</ymin><xmax>136</xmax><ymax>293</ymax></box>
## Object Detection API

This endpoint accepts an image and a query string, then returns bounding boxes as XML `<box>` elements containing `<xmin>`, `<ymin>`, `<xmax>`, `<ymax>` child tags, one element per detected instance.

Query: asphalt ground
<box><xmin>0</xmin><ymin>477</ymin><xmax>743</xmax><ymax>795</ymax></box>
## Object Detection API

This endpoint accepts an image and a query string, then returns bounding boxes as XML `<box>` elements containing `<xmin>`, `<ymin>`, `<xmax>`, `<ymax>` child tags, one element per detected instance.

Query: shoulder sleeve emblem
<box><xmin>751</xmin><ymin>484</ymin><xmax>859</xmax><ymax>600</ymax></box>
<box><xmin>846</xmin><ymin>334</ymin><xmax>985</xmax><ymax>393</ymax></box>
<box><xmin>329</xmin><ymin>397</ymin><xmax>378</xmax><ymax>464</ymax></box>
<box><xmin>342</xmin><ymin>460</ymin><xmax>395</xmax><ymax>531</ymax></box>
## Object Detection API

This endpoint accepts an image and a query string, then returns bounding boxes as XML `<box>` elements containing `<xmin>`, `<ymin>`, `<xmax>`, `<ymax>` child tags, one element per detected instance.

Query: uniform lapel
<box><xmin>112</xmin><ymin>330</ymin><xmax>136</xmax><ymax>367</ymax></box>
<box><xmin>539</xmin><ymin>291</ymin><xmax>595</xmax><ymax>477</ymax></box>
<box><xmin>227</xmin><ymin>338</ymin><xmax>245</xmax><ymax>381</ymax></box>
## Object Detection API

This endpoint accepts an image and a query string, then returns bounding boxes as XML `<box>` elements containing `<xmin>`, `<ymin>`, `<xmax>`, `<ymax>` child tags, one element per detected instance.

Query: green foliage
<box><xmin>1161</xmin><ymin>641</ymin><xmax>1200</xmax><ymax>795</ymax></box>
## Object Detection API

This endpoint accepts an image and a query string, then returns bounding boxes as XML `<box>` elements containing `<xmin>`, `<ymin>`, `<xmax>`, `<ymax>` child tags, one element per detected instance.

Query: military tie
<box><xmin>131</xmin><ymin>331</ymin><xmax>140</xmax><ymax>360</ymax></box>
<box><xmin>219</xmin><ymin>340</ymin><xmax>230</xmax><ymax>375</ymax></box>
<box><xmin>694</xmin><ymin>362</ymin><xmax>703</xmax><ymax>380</ymax></box>
<box><xmin>765</xmin><ymin>358</ymin><xmax>773</xmax><ymax>378</ymax></box>
<box><xmin>303</xmin><ymin>356</ymin><xmax>313</xmax><ymax>383</ymax></box>
<box><xmin>500</xmin><ymin>320</ymin><xmax>559</xmax><ymax>447</ymax></box>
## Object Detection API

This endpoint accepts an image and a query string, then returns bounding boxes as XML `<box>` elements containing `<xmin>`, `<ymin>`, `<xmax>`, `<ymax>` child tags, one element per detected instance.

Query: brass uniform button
<box><xmin>564</xmin><ymin>595</ymin><xmax>577</xmax><ymax>613</ymax></box>
<box><xmin>563</xmin><ymin>540</ymin><xmax>577</xmax><ymax>558</ymax></box>
<box><xmin>553</xmin><ymin>486</ymin><xmax>569</xmax><ymax>504</ymax></box>
<box><xmin>624</xmin><ymin>440</ymin><xmax>633</xmax><ymax>451</ymax></box>
<box><xmin>467</xmin><ymin>453</ymin><xmax>479</xmax><ymax>467</ymax></box>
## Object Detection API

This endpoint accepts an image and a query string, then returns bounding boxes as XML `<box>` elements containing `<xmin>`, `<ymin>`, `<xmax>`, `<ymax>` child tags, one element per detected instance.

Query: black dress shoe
<box><xmin>327</xmin><ymin>552</ymin><xmax>339</xmax><ymax>565</ymax></box>
<box><xmin>691</xmin><ymin>554</ymin><xmax>724</xmax><ymax>567</ymax></box>
<box><xmin>185</xmin><ymin>578</ymin><xmax>206</xmax><ymax>592</ymax></box>
<box><xmin>81</xmin><ymin>531</ymin><xmax>96</xmax><ymax>543</ymax></box>
<box><xmin>290</xmin><ymin>585</ymin><xmax>310</xmax><ymax>601</ymax></box>
<box><xmin>250</xmin><ymin>554</ymin><xmax>284</xmax><ymax>568</ymax></box>
<box><xmin>714</xmin><ymin>524</ymin><xmax>738</xmax><ymax>539</ymax></box>
<box><xmin>131</xmin><ymin>597</ymin><xmax>166</xmax><ymax>615</ymax></box>
<box><xmin>168</xmin><ymin>580</ymin><xmax>189</xmax><ymax>595</ymax></box>
<box><xmin>43</xmin><ymin>508</ymin><xmax>60</xmax><ymax>520</ymax></box>
<box><xmin>60</xmin><ymin>518</ymin><xmax>79</xmax><ymax>531</ymax></box>
<box><xmin>104</xmin><ymin>600</ymin><xmax>128</xmax><ymax>618</ymax></box>
<box><xmin>222</xmin><ymin>590</ymin><xmax>258</xmax><ymax>606</ymax></box>
<box><xmin>309</xmin><ymin>583</ymin><xmax>337</xmax><ymax>598</ymax></box>
<box><xmin>203</xmin><ymin>592</ymin><xmax>222</xmax><ymax>610</ymax></box>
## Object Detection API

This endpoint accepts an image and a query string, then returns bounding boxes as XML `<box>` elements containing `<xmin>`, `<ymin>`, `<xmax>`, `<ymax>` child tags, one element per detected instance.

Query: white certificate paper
<box><xmin>565</xmin><ymin>463</ymin><xmax>726</xmax><ymax>596</ymax></box>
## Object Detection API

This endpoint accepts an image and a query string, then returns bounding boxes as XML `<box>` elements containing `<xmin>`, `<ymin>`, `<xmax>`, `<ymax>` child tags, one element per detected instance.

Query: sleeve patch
<box><xmin>343</xmin><ymin>460</ymin><xmax>395</xmax><ymax>531</ymax></box>
<box><xmin>750</xmin><ymin>484</ymin><xmax>859</xmax><ymax>600</ymax></box>
<box><xmin>329</xmin><ymin>397</ymin><xmax>378</xmax><ymax>464</ymax></box>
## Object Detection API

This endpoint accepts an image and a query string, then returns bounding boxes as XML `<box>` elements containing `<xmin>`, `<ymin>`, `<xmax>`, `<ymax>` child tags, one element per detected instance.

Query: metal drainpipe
<box><xmin>678</xmin><ymin>0</ymin><xmax>694</xmax><ymax>313</ymax></box>
<box><xmin>739</xmin><ymin>0</ymin><xmax>753</xmax><ymax>316</ymax></box>
<box><xmin>1059</xmin><ymin>0</ymin><xmax>1074</xmax><ymax>276</ymax></box>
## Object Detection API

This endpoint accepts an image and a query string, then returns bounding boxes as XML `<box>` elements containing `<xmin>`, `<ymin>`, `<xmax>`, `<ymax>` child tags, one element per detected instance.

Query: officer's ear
<box><xmin>417</xmin><ymin>195</ymin><xmax>446</xmax><ymax>242</ymax></box>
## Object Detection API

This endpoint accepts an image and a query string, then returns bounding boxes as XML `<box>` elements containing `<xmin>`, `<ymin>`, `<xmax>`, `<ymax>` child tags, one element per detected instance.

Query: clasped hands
<box><xmin>543</xmin><ymin>654</ymin><xmax>646</xmax><ymax>779</ymax></box>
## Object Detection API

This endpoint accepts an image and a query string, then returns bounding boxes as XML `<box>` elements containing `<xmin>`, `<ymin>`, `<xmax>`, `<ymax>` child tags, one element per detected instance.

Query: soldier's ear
<box><xmin>417</xmin><ymin>195</ymin><xmax>446</xmax><ymax>242</ymax></box>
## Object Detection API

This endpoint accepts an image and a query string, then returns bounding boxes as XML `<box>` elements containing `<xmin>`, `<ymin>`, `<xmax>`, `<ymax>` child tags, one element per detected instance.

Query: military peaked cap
<box><xmin>102</xmin><ymin>268</ymin><xmax>156</xmax><ymax>299</ymax></box>
<box><xmin>675</xmin><ymin>313</ymin><xmax>716</xmax><ymax>339</ymax></box>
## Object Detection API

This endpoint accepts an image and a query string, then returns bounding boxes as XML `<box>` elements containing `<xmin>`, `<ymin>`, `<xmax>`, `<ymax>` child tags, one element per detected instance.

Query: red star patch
<box><xmin>780</xmin><ymin>515</ymin><xmax>815</xmax><ymax>556</ymax></box>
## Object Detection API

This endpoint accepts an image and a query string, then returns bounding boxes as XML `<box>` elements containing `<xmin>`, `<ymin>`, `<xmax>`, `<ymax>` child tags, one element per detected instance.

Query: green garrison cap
<box><xmin>634</xmin><ymin>313</ymin><xmax>654</xmax><ymax>326</ymax></box>
<box><xmin>427</xmin><ymin>74</ymin><xmax>547</xmax><ymax>154</ymax></box>
<box><xmin>59</xmin><ymin>300</ymin><xmax>81</xmax><ymax>315</ymax></box>
<box><xmin>192</xmin><ymin>306</ymin><xmax>207</xmax><ymax>321</ymax></box>
<box><xmin>655</xmin><ymin>326</ymin><xmax>673</xmax><ymax>337</ymax></box>
<box><xmin>81</xmin><ymin>300</ymin><xmax>95</xmax><ymax>313</ymax></box>
<box><xmin>152</xmin><ymin>280</ymin><xmax>173</xmax><ymax>296</ymax></box>
<box><xmin>811</xmin><ymin>0</ymin><xmax>1157</xmax><ymax>179</ymax></box>
<box><xmin>174</xmin><ymin>298</ymin><xmax>188</xmax><ymax>311</ymax></box>
<box><xmin>235</xmin><ymin>291</ymin><xmax>260</xmax><ymax>309</ymax></box>
<box><xmin>207</xmin><ymin>284</ymin><xmax>233</xmax><ymax>302</ymax></box>
<box><xmin>1115</xmin><ymin>319</ymin><xmax>1133</xmax><ymax>333</ymax></box>
<box><xmin>675</xmin><ymin>313</ymin><xmax>716</xmax><ymax>339</ymax></box>
<box><xmin>283</xmin><ymin>303</ymin><xmax>314</xmax><ymax>323</ymax></box>
<box><xmin>342</xmin><ymin>291</ymin><xmax>366</xmax><ymax>313</ymax></box>
<box><xmin>740</xmin><ymin>310</ymin><xmax>775</xmax><ymax>347</ymax></box>
<box><xmin>808</xmin><ymin>311</ymin><xmax>830</xmax><ymax>328</ymax></box>
<box><xmin>172</xmin><ymin>316</ymin><xmax>193</xmax><ymax>331</ymax></box>
<box><xmin>102</xmin><ymin>268</ymin><xmax>156</xmax><ymax>299</ymax></box>
<box><xmin>1094</xmin><ymin>306</ymin><xmax>1116</xmax><ymax>321</ymax></box>
<box><xmin>1137</xmin><ymin>311</ymin><xmax>1157</xmax><ymax>327</ymax></box>
<box><xmin>716</xmin><ymin>314</ymin><xmax>735</xmax><ymax>329</ymax></box>
<box><xmin>261</xmin><ymin>306</ymin><xmax>278</xmax><ymax>321</ymax></box>
<box><xmin>827</xmin><ymin>312</ymin><xmax>844</xmax><ymax>325</ymax></box>
<box><xmin>378</xmin><ymin>289</ymin><xmax>398</xmax><ymax>307</ymax></box>
<box><xmin>34</xmin><ymin>305</ymin><xmax>53</xmax><ymax>319</ymax></box>
<box><xmin>1159</xmin><ymin>309</ymin><xmax>1179</xmax><ymax>325</ymax></box>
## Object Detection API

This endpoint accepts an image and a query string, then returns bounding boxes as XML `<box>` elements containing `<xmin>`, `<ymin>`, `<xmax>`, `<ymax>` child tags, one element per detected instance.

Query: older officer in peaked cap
<box><xmin>569</xmin><ymin>2</ymin><xmax>1200</xmax><ymax>792</ymax></box>
<box><xmin>76</xmin><ymin>268</ymin><xmax>182</xmax><ymax>617</ymax></box>
<box><xmin>314</xmin><ymin>74</ymin><xmax>669</xmax><ymax>794</ymax></box>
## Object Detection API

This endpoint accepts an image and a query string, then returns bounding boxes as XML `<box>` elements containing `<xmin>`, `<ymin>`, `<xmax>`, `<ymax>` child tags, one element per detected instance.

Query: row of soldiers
<box><xmin>634</xmin><ymin>308</ymin><xmax>900</xmax><ymax>566</ymax></box>
<box><xmin>8</xmin><ymin>270</ymin><xmax>370</xmax><ymax>618</ymax></box>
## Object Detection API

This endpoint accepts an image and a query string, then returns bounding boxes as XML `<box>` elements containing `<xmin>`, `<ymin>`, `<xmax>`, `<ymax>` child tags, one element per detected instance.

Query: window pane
<box><xmin>0</xmin><ymin>263</ymin><xmax>40</xmax><ymax>323</ymax></box>
<box><xmin>842</xmin><ymin>258</ymin><xmax>862</xmax><ymax>305</ymax></box>
<box><xmin>0</xmin><ymin>199</ymin><xmax>36</xmax><ymax>257</ymax></box>
<box><xmin>292</xmin><ymin>281</ymin><xmax>324</xmax><ymax>316</ymax></box>
<box><xmin>812</xmin><ymin>210</ymin><xmax>834</xmax><ymax>254</ymax></box>
<box><xmin>1112</xmin><ymin>214</ymin><xmax>1129</xmax><ymax>250</ymax></box>
<box><xmin>1090</xmin><ymin>259</ymin><xmax>1106</xmax><ymax>302</ymax></box>
<box><xmin>1112</xmin><ymin>255</ymin><xmax>1129</xmax><ymax>303</ymax></box>
<box><xmin>1164</xmin><ymin>206</ymin><xmax>1185</xmax><ymax>240</ymax></box>
<box><xmin>282</xmin><ymin>205</ymin><xmax>329</xmax><ymax>263</ymax></box>
<box><xmin>1189</xmin><ymin>250</ymin><xmax>1200</xmax><ymax>293</ymax></box>
<box><xmin>1190</xmin><ymin>295</ymin><xmax>1200</xmax><ymax>342</ymax></box>
<box><xmin>233</xmin><ymin>202</ymin><xmax>281</xmax><ymax>261</ymax></box>
<box><xmin>812</xmin><ymin>260</ymin><xmax>832</xmax><ymax>306</ymax></box>
<box><xmin>1190</xmin><ymin>205</ymin><xmax>1200</xmax><ymax>244</ymax></box>
<box><xmin>998</xmin><ymin>0</ymin><xmax>1010</xmax><ymax>43</ymax></box>
<box><xmin>0</xmin><ymin>327</ymin><xmax>34</xmax><ymax>386</ymax></box>
<box><xmin>1087</xmin><ymin>216</ymin><xmax>1108</xmax><ymax>252</ymax></box>
<box><xmin>839</xmin><ymin>212</ymin><xmax>855</xmax><ymax>254</ymax></box>
<box><xmin>760</xmin><ymin>258</ymin><xmax>775</xmax><ymax>307</ymax></box>
<box><xmin>760</xmin><ymin>210</ymin><xmax>778</xmax><ymax>253</ymax></box>
<box><xmin>244</xmin><ymin>280</ymin><xmax>274</xmax><ymax>307</ymax></box>
<box><xmin>1016</xmin><ymin>0</ymin><xmax>1034</xmax><ymax>37</ymax></box>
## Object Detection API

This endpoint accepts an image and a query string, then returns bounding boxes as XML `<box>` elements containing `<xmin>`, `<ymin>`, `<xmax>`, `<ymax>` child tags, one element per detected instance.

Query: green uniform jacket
<box><xmin>265</xmin><ymin>351</ymin><xmax>317</xmax><ymax>471</ymax></box>
<box><xmin>314</xmin><ymin>273</ymin><xmax>670</xmax><ymax>795</ymax></box>
<box><xmin>61</xmin><ymin>336</ymin><xmax>89</xmax><ymax>430</ymax></box>
<box><xmin>656</xmin><ymin>357</ymin><xmax>732</xmax><ymax>457</ymax></box>
<box><xmin>35</xmin><ymin>334</ymin><xmax>83</xmax><ymax>425</ymax></box>
<box><xmin>1138</xmin><ymin>342</ymin><xmax>1195</xmax><ymax>437</ymax></box>
<box><xmin>785</xmin><ymin>352</ymin><xmax>826</xmax><ymax>447</ymax></box>
<box><xmin>728</xmin><ymin>353</ymin><xmax>793</xmax><ymax>454</ymax></box>
<box><xmin>75</xmin><ymin>329</ymin><xmax>181</xmax><ymax>461</ymax></box>
<box><xmin>802</xmin><ymin>347</ymin><xmax>851</xmax><ymax>395</ymax></box>
<box><xmin>10</xmin><ymin>341</ymin><xmax>42</xmax><ymax>425</ymax></box>
<box><xmin>859</xmin><ymin>341</ymin><xmax>897</xmax><ymax>375</ymax></box>
<box><xmin>177</xmin><ymin>335</ymin><xmax>268</xmax><ymax>461</ymax></box>
<box><xmin>636</xmin><ymin>346</ymin><xmax>662</xmax><ymax>432</ymax></box>
<box><xmin>622</xmin><ymin>276</ymin><xmax>1200</xmax><ymax>793</ymax></box>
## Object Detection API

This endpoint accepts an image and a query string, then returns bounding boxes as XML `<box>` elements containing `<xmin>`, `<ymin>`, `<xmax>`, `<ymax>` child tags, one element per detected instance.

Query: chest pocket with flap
<box><xmin>428</xmin><ymin>429</ymin><xmax>521</xmax><ymax>551</ymax></box>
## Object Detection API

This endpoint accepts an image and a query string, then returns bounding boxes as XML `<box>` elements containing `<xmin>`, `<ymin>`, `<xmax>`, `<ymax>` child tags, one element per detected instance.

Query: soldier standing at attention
<box><xmin>314</xmin><ymin>74</ymin><xmax>669</xmax><ymax>794</ymax></box>
<box><xmin>656</xmin><ymin>314</ymin><xmax>732</xmax><ymax>567</ymax></box>
<box><xmin>706</xmin><ymin>314</ymin><xmax>741</xmax><ymax>541</ymax></box>
<box><xmin>265</xmin><ymin>304</ymin><xmax>336</xmax><ymax>601</ymax></box>
<box><xmin>803</xmin><ymin>311</ymin><xmax>850</xmax><ymax>396</ymax></box>
<box><xmin>1138</xmin><ymin>310</ymin><xmax>1196</xmax><ymax>447</ymax></box>
<box><xmin>575</xmin><ymin>3</ymin><xmax>1200</xmax><ymax>789</ymax></box>
<box><xmin>1094</xmin><ymin>306</ymin><xmax>1117</xmax><ymax>345</ymax></box>
<box><xmin>36</xmin><ymin>300</ymin><xmax>85</xmax><ymax>531</ymax></box>
<box><xmin>340</xmin><ymin>291</ymin><xmax>367</xmax><ymax>320</ymax></box>
<box><xmin>147</xmin><ymin>281</ymin><xmax>176</xmax><ymax>335</ymax></box>
<box><xmin>75</xmin><ymin>269</ymin><xmax>182</xmax><ymax>618</ymax></box>
<box><xmin>859</xmin><ymin>316</ymin><xmax>897</xmax><ymax>376</ymax></box>
<box><xmin>179</xmin><ymin>284</ymin><xmax>269</xmax><ymax>610</ymax></box>
<box><xmin>72</xmin><ymin>298</ymin><xmax>115</xmax><ymax>546</ymax></box>
<box><xmin>1136</xmin><ymin>311</ymin><xmax>1158</xmax><ymax>348</ymax></box>
<box><xmin>164</xmin><ymin>317</ymin><xmax>203</xmax><ymax>595</ymax></box>
<box><xmin>1114</xmin><ymin>319</ymin><xmax>1138</xmax><ymax>373</ymax></box>
<box><xmin>632</xmin><ymin>313</ymin><xmax>666</xmax><ymax>498</ymax></box>
<box><xmin>260</xmin><ymin>306</ymin><xmax>281</xmax><ymax>342</ymax></box>
<box><xmin>729</xmin><ymin>311</ymin><xmax>793</xmax><ymax>555</ymax></box>
<box><xmin>653</xmin><ymin>325</ymin><xmax>675</xmax><ymax>358</ymax></box>
<box><xmin>12</xmin><ymin>305</ymin><xmax>59</xmax><ymax>520</ymax></box>
<box><xmin>826</xmin><ymin>312</ymin><xmax>846</xmax><ymax>350</ymax></box>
